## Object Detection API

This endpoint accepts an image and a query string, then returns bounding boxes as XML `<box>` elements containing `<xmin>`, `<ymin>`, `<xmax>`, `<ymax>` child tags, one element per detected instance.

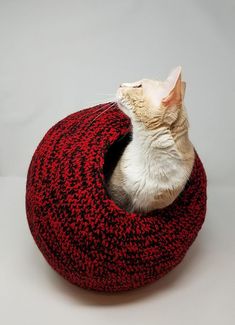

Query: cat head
<box><xmin>116</xmin><ymin>66</ymin><xmax>187</xmax><ymax>129</ymax></box>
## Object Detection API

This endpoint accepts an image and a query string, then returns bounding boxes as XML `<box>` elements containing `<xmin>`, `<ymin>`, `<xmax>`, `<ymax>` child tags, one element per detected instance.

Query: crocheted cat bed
<box><xmin>26</xmin><ymin>102</ymin><xmax>207</xmax><ymax>292</ymax></box>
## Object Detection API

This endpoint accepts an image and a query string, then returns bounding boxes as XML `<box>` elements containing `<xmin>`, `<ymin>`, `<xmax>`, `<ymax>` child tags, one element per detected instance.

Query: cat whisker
<box><xmin>94</xmin><ymin>97</ymin><xmax>116</xmax><ymax>103</ymax></box>
<box><xmin>80</xmin><ymin>96</ymin><xmax>115</xmax><ymax>109</ymax></box>
<box><xmin>73</xmin><ymin>104</ymin><xmax>106</xmax><ymax>122</ymax></box>
<box><xmin>87</xmin><ymin>103</ymin><xmax>117</xmax><ymax>128</ymax></box>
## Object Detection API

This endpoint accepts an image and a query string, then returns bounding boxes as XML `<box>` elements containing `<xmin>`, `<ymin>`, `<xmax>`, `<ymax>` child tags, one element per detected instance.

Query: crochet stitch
<box><xmin>26</xmin><ymin>103</ymin><xmax>207</xmax><ymax>292</ymax></box>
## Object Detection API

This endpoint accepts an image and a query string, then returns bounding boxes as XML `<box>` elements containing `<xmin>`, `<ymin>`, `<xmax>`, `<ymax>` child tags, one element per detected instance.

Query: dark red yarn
<box><xmin>26</xmin><ymin>103</ymin><xmax>207</xmax><ymax>292</ymax></box>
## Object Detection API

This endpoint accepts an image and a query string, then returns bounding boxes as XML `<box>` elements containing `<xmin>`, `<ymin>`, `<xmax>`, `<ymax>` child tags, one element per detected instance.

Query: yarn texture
<box><xmin>26</xmin><ymin>103</ymin><xmax>207</xmax><ymax>292</ymax></box>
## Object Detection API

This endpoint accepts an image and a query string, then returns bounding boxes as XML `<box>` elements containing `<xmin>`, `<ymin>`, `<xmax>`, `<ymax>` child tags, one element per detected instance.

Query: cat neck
<box><xmin>131</xmin><ymin>122</ymin><xmax>176</xmax><ymax>155</ymax></box>
<box><xmin>127</xmin><ymin>117</ymin><xmax>193</xmax><ymax>171</ymax></box>
<box><xmin>130</xmin><ymin>107</ymin><xmax>192</xmax><ymax>157</ymax></box>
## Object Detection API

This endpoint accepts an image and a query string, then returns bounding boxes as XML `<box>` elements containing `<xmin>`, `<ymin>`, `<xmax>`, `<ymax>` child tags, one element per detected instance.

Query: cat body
<box><xmin>107</xmin><ymin>67</ymin><xmax>195</xmax><ymax>213</ymax></box>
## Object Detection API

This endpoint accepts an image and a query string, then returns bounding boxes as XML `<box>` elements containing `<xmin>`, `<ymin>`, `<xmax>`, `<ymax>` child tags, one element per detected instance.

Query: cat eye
<box><xmin>133</xmin><ymin>84</ymin><xmax>142</xmax><ymax>88</ymax></box>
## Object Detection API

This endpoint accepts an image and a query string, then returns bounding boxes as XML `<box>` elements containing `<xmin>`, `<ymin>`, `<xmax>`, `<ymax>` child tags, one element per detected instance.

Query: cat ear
<box><xmin>162</xmin><ymin>66</ymin><xmax>183</xmax><ymax>108</ymax></box>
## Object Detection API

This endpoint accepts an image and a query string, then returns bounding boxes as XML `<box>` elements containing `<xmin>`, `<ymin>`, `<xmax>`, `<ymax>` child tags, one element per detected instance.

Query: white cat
<box><xmin>107</xmin><ymin>66</ymin><xmax>195</xmax><ymax>213</ymax></box>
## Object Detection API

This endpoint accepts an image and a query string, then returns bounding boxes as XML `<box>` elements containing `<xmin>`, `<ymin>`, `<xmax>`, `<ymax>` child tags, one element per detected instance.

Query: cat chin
<box><xmin>116</xmin><ymin>101</ymin><xmax>131</xmax><ymax>118</ymax></box>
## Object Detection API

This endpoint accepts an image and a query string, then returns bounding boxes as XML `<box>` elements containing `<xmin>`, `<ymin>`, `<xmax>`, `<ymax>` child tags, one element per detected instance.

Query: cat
<box><xmin>106</xmin><ymin>66</ymin><xmax>195</xmax><ymax>214</ymax></box>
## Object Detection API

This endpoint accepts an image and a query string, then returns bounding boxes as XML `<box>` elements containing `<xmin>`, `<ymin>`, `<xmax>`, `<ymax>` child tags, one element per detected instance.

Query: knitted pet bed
<box><xmin>26</xmin><ymin>102</ymin><xmax>207</xmax><ymax>292</ymax></box>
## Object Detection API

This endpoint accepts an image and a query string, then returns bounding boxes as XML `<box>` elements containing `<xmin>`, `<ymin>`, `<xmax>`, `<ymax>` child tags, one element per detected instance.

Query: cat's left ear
<box><xmin>181</xmin><ymin>81</ymin><xmax>186</xmax><ymax>99</ymax></box>
<box><xmin>162</xmin><ymin>66</ymin><xmax>185</xmax><ymax>107</ymax></box>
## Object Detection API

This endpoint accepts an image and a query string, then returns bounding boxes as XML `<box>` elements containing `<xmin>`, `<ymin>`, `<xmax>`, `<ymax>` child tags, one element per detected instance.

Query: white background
<box><xmin>0</xmin><ymin>1</ymin><xmax>234</xmax><ymax>324</ymax></box>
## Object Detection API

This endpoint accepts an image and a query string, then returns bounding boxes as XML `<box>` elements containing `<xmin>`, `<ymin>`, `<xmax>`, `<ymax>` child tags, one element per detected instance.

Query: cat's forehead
<box><xmin>121</xmin><ymin>78</ymin><xmax>163</xmax><ymax>88</ymax></box>
<box><xmin>142</xmin><ymin>79</ymin><xmax>166</xmax><ymax>96</ymax></box>
<box><xmin>142</xmin><ymin>78</ymin><xmax>164</xmax><ymax>87</ymax></box>
<box><xmin>142</xmin><ymin>79</ymin><xmax>169</xmax><ymax>106</ymax></box>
